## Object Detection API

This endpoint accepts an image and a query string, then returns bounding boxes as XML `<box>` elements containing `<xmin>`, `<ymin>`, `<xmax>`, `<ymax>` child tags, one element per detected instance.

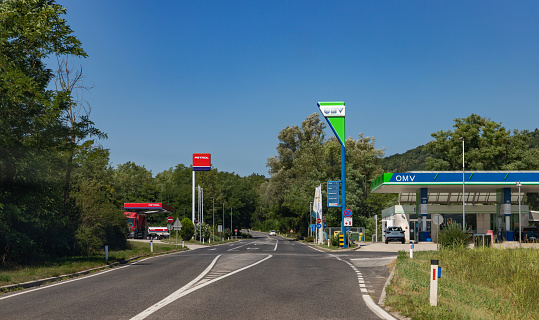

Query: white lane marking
<box><xmin>227</xmin><ymin>241</ymin><xmax>254</xmax><ymax>251</ymax></box>
<box><xmin>131</xmin><ymin>254</ymin><xmax>272</xmax><ymax>320</ymax></box>
<box><xmin>362</xmin><ymin>294</ymin><xmax>396</xmax><ymax>320</ymax></box>
<box><xmin>0</xmin><ymin>254</ymin><xmax>162</xmax><ymax>301</ymax></box>
<box><xmin>274</xmin><ymin>240</ymin><xmax>279</xmax><ymax>251</ymax></box>
<box><xmin>130</xmin><ymin>255</ymin><xmax>221</xmax><ymax>320</ymax></box>
<box><xmin>351</xmin><ymin>257</ymin><xmax>396</xmax><ymax>261</ymax></box>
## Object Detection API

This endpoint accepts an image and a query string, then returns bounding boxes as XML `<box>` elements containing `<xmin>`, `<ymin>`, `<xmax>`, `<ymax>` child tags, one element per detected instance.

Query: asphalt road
<box><xmin>0</xmin><ymin>231</ymin><xmax>398</xmax><ymax>319</ymax></box>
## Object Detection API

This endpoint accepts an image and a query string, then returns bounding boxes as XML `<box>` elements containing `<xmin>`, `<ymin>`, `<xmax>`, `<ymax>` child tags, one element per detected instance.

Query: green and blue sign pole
<box><xmin>318</xmin><ymin>101</ymin><xmax>347</xmax><ymax>248</ymax></box>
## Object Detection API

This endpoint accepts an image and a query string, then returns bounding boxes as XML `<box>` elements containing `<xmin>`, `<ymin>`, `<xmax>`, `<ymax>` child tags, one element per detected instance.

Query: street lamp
<box><xmin>309</xmin><ymin>202</ymin><xmax>313</xmax><ymax>237</ymax></box>
<box><xmin>222</xmin><ymin>202</ymin><xmax>225</xmax><ymax>239</ymax></box>
<box><xmin>517</xmin><ymin>181</ymin><xmax>522</xmax><ymax>247</ymax></box>
<box><xmin>212</xmin><ymin>197</ymin><xmax>215</xmax><ymax>242</ymax></box>
<box><xmin>458</xmin><ymin>137</ymin><xmax>465</xmax><ymax>231</ymax></box>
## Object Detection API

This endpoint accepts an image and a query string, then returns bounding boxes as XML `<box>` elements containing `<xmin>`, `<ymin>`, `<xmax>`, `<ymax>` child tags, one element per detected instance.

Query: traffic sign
<box><xmin>316</xmin><ymin>223</ymin><xmax>321</xmax><ymax>229</ymax></box>
<box><xmin>167</xmin><ymin>216</ymin><xmax>174</xmax><ymax>223</ymax></box>
<box><xmin>173</xmin><ymin>218</ymin><xmax>182</xmax><ymax>230</ymax></box>
<box><xmin>327</xmin><ymin>181</ymin><xmax>341</xmax><ymax>207</ymax></box>
<box><xmin>432</xmin><ymin>214</ymin><xmax>444</xmax><ymax>226</ymax></box>
<box><xmin>323</xmin><ymin>222</ymin><xmax>327</xmax><ymax>228</ymax></box>
<box><xmin>344</xmin><ymin>217</ymin><xmax>352</xmax><ymax>226</ymax></box>
<box><xmin>194</xmin><ymin>218</ymin><xmax>198</xmax><ymax>224</ymax></box>
<box><xmin>317</xmin><ymin>218</ymin><xmax>321</xmax><ymax>224</ymax></box>
<box><xmin>310</xmin><ymin>224</ymin><xmax>316</xmax><ymax>231</ymax></box>
<box><xmin>344</xmin><ymin>208</ymin><xmax>352</xmax><ymax>217</ymax></box>
<box><xmin>323</xmin><ymin>216</ymin><xmax>326</xmax><ymax>222</ymax></box>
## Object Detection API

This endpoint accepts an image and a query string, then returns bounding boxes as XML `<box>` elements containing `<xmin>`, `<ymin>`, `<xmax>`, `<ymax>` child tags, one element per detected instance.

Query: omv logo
<box><xmin>323</xmin><ymin>107</ymin><xmax>344</xmax><ymax>115</ymax></box>
<box><xmin>395</xmin><ymin>175</ymin><xmax>416</xmax><ymax>182</ymax></box>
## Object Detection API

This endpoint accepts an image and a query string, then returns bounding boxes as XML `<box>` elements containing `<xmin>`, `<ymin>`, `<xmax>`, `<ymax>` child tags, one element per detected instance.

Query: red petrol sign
<box><xmin>193</xmin><ymin>153</ymin><xmax>211</xmax><ymax>171</ymax></box>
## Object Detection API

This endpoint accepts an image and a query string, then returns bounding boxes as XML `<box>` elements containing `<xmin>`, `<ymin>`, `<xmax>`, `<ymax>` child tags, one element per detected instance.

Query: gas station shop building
<box><xmin>371</xmin><ymin>171</ymin><xmax>539</xmax><ymax>242</ymax></box>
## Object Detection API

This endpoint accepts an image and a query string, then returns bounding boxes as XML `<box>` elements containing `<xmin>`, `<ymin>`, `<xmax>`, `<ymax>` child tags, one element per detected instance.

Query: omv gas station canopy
<box><xmin>371</xmin><ymin>171</ymin><xmax>539</xmax><ymax>204</ymax></box>
<box><xmin>124</xmin><ymin>203</ymin><xmax>174</xmax><ymax>214</ymax></box>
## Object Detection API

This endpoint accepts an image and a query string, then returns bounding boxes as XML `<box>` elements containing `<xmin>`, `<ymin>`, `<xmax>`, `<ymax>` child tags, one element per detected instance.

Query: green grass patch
<box><xmin>0</xmin><ymin>241</ymin><xmax>185</xmax><ymax>287</ymax></box>
<box><xmin>385</xmin><ymin>248</ymin><xmax>539</xmax><ymax>319</ymax></box>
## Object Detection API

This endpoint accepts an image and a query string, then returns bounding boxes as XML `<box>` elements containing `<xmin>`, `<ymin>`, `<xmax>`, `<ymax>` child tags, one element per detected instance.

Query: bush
<box><xmin>438</xmin><ymin>223</ymin><xmax>470</xmax><ymax>249</ymax></box>
<box><xmin>304</xmin><ymin>236</ymin><xmax>314</xmax><ymax>242</ymax></box>
<box><xmin>179</xmin><ymin>218</ymin><xmax>194</xmax><ymax>241</ymax></box>
<box><xmin>331</xmin><ymin>234</ymin><xmax>341</xmax><ymax>246</ymax></box>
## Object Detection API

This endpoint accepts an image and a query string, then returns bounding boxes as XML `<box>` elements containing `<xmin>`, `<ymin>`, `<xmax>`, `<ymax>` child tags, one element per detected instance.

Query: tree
<box><xmin>425</xmin><ymin>114</ymin><xmax>539</xmax><ymax>171</ymax></box>
<box><xmin>0</xmin><ymin>0</ymin><xmax>89</xmax><ymax>262</ymax></box>
<box><xmin>54</xmin><ymin>57</ymin><xmax>106</xmax><ymax>219</ymax></box>
<box><xmin>179</xmin><ymin>218</ymin><xmax>194</xmax><ymax>241</ymax></box>
<box><xmin>113</xmin><ymin>162</ymin><xmax>158</xmax><ymax>204</ymax></box>
<box><xmin>71</xmin><ymin>146</ymin><xmax>126</xmax><ymax>254</ymax></box>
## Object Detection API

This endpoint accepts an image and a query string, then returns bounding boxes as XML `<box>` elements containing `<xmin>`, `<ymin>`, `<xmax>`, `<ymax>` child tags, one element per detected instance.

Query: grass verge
<box><xmin>385</xmin><ymin>248</ymin><xmax>539</xmax><ymax>319</ymax></box>
<box><xmin>0</xmin><ymin>241</ymin><xmax>184</xmax><ymax>288</ymax></box>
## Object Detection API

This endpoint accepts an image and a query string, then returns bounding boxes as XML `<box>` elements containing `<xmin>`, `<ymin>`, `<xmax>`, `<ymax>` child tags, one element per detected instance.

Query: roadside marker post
<box><xmin>430</xmin><ymin>260</ymin><xmax>439</xmax><ymax>306</ymax></box>
<box><xmin>410</xmin><ymin>241</ymin><xmax>414</xmax><ymax>259</ymax></box>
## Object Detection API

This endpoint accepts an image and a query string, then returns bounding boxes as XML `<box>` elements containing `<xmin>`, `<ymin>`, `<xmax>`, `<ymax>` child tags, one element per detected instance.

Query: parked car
<box><xmin>518</xmin><ymin>226</ymin><xmax>539</xmax><ymax>242</ymax></box>
<box><xmin>385</xmin><ymin>226</ymin><xmax>405</xmax><ymax>244</ymax></box>
<box><xmin>269</xmin><ymin>230</ymin><xmax>276</xmax><ymax>236</ymax></box>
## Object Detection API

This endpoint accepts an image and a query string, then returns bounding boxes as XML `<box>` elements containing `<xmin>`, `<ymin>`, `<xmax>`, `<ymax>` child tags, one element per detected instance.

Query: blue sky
<box><xmin>61</xmin><ymin>1</ymin><xmax>539</xmax><ymax>177</ymax></box>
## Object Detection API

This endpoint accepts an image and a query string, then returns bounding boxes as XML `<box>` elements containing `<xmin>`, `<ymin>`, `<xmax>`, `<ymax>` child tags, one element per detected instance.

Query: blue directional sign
<box><xmin>310</xmin><ymin>224</ymin><xmax>316</xmax><ymax>232</ymax></box>
<box><xmin>327</xmin><ymin>181</ymin><xmax>341</xmax><ymax>207</ymax></box>
<box><xmin>316</xmin><ymin>223</ymin><xmax>322</xmax><ymax>229</ymax></box>
<box><xmin>323</xmin><ymin>222</ymin><xmax>327</xmax><ymax>228</ymax></box>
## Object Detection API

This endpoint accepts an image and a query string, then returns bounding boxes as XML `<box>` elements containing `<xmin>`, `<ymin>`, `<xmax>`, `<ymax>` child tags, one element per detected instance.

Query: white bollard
<box><xmin>104</xmin><ymin>245</ymin><xmax>109</xmax><ymax>261</ymax></box>
<box><xmin>150</xmin><ymin>240</ymin><xmax>153</xmax><ymax>253</ymax></box>
<box><xmin>410</xmin><ymin>241</ymin><xmax>414</xmax><ymax>259</ymax></box>
<box><xmin>430</xmin><ymin>259</ymin><xmax>439</xmax><ymax>306</ymax></box>
<box><xmin>182</xmin><ymin>240</ymin><xmax>184</xmax><ymax>248</ymax></box>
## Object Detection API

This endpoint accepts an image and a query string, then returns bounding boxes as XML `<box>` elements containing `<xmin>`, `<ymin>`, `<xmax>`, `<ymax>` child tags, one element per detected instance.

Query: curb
<box><xmin>0</xmin><ymin>248</ymin><xmax>187</xmax><ymax>293</ymax></box>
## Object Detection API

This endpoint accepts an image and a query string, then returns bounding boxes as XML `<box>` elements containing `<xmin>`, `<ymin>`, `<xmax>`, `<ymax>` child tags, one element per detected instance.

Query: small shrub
<box><xmin>179</xmin><ymin>218</ymin><xmax>194</xmax><ymax>241</ymax></box>
<box><xmin>331</xmin><ymin>235</ymin><xmax>341</xmax><ymax>247</ymax></box>
<box><xmin>438</xmin><ymin>223</ymin><xmax>470</xmax><ymax>249</ymax></box>
<box><xmin>0</xmin><ymin>274</ymin><xmax>12</xmax><ymax>282</ymax></box>
<box><xmin>304</xmin><ymin>236</ymin><xmax>314</xmax><ymax>242</ymax></box>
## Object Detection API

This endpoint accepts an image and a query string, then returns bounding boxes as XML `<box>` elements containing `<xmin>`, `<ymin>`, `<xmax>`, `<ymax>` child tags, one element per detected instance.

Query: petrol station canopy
<box><xmin>371</xmin><ymin>171</ymin><xmax>539</xmax><ymax>205</ymax></box>
<box><xmin>124</xmin><ymin>203</ymin><xmax>174</xmax><ymax>214</ymax></box>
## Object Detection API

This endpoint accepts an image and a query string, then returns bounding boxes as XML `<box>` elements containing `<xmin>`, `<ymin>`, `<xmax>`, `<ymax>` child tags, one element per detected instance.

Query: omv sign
<box><xmin>393</xmin><ymin>174</ymin><xmax>416</xmax><ymax>182</ymax></box>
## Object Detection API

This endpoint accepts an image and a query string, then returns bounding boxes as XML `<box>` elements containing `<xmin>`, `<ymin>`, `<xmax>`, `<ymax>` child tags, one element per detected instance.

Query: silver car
<box><xmin>385</xmin><ymin>226</ymin><xmax>405</xmax><ymax>244</ymax></box>
<box><xmin>269</xmin><ymin>230</ymin><xmax>276</xmax><ymax>236</ymax></box>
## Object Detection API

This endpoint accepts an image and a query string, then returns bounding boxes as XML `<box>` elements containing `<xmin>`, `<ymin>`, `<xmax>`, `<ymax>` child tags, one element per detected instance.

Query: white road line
<box><xmin>130</xmin><ymin>255</ymin><xmax>221</xmax><ymax>320</ymax></box>
<box><xmin>351</xmin><ymin>257</ymin><xmax>396</xmax><ymax>261</ymax></box>
<box><xmin>131</xmin><ymin>254</ymin><xmax>272</xmax><ymax>320</ymax></box>
<box><xmin>362</xmin><ymin>294</ymin><xmax>397</xmax><ymax>320</ymax></box>
<box><xmin>274</xmin><ymin>240</ymin><xmax>279</xmax><ymax>251</ymax></box>
<box><xmin>227</xmin><ymin>241</ymin><xmax>253</xmax><ymax>251</ymax></box>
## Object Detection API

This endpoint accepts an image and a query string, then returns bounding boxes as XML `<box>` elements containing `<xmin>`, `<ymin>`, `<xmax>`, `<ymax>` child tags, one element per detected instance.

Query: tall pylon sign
<box><xmin>193</xmin><ymin>153</ymin><xmax>211</xmax><ymax>229</ymax></box>
<box><xmin>317</xmin><ymin>102</ymin><xmax>347</xmax><ymax>247</ymax></box>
